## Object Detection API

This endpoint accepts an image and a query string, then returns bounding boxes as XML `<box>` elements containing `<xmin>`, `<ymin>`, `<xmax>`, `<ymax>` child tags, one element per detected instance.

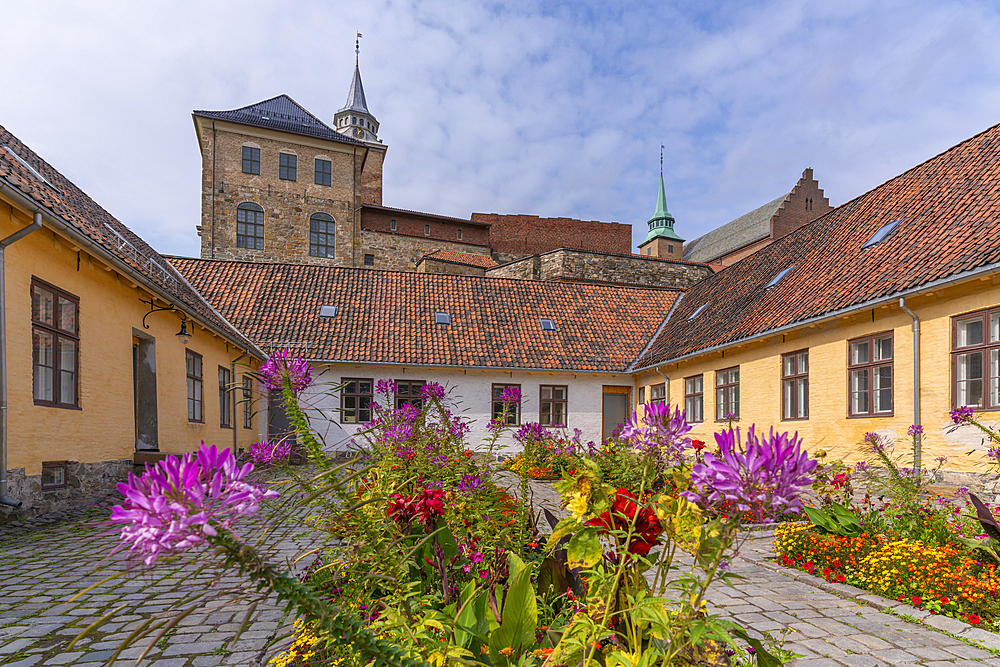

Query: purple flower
<box><xmin>952</xmin><ymin>406</ymin><xmax>975</xmax><ymax>424</ymax></box>
<box><xmin>864</xmin><ymin>432</ymin><xmax>886</xmax><ymax>452</ymax></box>
<box><xmin>683</xmin><ymin>426</ymin><xmax>817</xmax><ymax>523</ymax></box>
<box><xmin>935</xmin><ymin>456</ymin><xmax>948</xmax><ymax>464</ymax></box>
<box><xmin>515</xmin><ymin>422</ymin><xmax>549</xmax><ymax>444</ymax></box>
<box><xmin>620</xmin><ymin>403</ymin><xmax>692</xmax><ymax>470</ymax></box>
<box><xmin>499</xmin><ymin>386</ymin><xmax>521</xmax><ymax>406</ymax></box>
<box><xmin>908</xmin><ymin>424</ymin><xmax>923</xmax><ymax>437</ymax></box>
<box><xmin>261</xmin><ymin>349</ymin><xmax>311</xmax><ymax>393</ymax></box>
<box><xmin>854</xmin><ymin>461</ymin><xmax>869</xmax><ymax>472</ymax></box>
<box><xmin>988</xmin><ymin>447</ymin><xmax>1000</xmax><ymax>460</ymax></box>
<box><xmin>248</xmin><ymin>440</ymin><xmax>291</xmax><ymax>465</ymax></box>
<box><xmin>456</xmin><ymin>474</ymin><xmax>484</xmax><ymax>494</ymax></box>
<box><xmin>420</xmin><ymin>382</ymin><xmax>446</xmax><ymax>402</ymax></box>
<box><xmin>376</xmin><ymin>379</ymin><xmax>397</xmax><ymax>398</ymax></box>
<box><xmin>725</xmin><ymin>412</ymin><xmax>737</xmax><ymax>421</ymax></box>
<box><xmin>109</xmin><ymin>443</ymin><xmax>278</xmax><ymax>566</ymax></box>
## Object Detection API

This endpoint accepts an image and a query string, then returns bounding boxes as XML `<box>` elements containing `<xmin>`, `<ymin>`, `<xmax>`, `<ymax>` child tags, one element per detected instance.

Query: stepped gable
<box><xmin>635</xmin><ymin>122</ymin><xmax>1000</xmax><ymax>369</ymax></box>
<box><xmin>0</xmin><ymin>125</ymin><xmax>258</xmax><ymax>353</ymax></box>
<box><xmin>193</xmin><ymin>94</ymin><xmax>364</xmax><ymax>146</ymax></box>
<box><xmin>169</xmin><ymin>258</ymin><xmax>678</xmax><ymax>372</ymax></box>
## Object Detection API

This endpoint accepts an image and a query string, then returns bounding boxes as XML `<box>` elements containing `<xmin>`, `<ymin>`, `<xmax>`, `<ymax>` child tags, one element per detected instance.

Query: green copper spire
<box><xmin>642</xmin><ymin>171</ymin><xmax>683</xmax><ymax>244</ymax></box>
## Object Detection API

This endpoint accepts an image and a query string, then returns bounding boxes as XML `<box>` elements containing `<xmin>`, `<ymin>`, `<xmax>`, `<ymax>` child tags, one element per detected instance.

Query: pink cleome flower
<box><xmin>109</xmin><ymin>443</ymin><xmax>278</xmax><ymax>566</ymax></box>
<box><xmin>261</xmin><ymin>348</ymin><xmax>312</xmax><ymax>393</ymax></box>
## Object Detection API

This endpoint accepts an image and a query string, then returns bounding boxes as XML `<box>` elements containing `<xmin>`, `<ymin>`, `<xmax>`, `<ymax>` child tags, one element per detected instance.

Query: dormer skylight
<box><xmin>435</xmin><ymin>312</ymin><xmax>451</xmax><ymax>325</ymax></box>
<box><xmin>539</xmin><ymin>318</ymin><xmax>556</xmax><ymax>331</ymax></box>
<box><xmin>861</xmin><ymin>218</ymin><xmax>903</xmax><ymax>249</ymax></box>
<box><xmin>687</xmin><ymin>304</ymin><xmax>708</xmax><ymax>321</ymax></box>
<box><xmin>3</xmin><ymin>146</ymin><xmax>53</xmax><ymax>188</ymax></box>
<box><xmin>765</xmin><ymin>266</ymin><xmax>795</xmax><ymax>289</ymax></box>
<box><xmin>319</xmin><ymin>305</ymin><xmax>338</xmax><ymax>318</ymax></box>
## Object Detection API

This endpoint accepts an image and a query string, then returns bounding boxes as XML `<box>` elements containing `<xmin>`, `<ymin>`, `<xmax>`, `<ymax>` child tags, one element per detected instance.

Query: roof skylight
<box><xmin>687</xmin><ymin>304</ymin><xmax>708</xmax><ymax>321</ymax></box>
<box><xmin>3</xmin><ymin>146</ymin><xmax>53</xmax><ymax>187</ymax></box>
<box><xmin>435</xmin><ymin>312</ymin><xmax>451</xmax><ymax>325</ymax></box>
<box><xmin>539</xmin><ymin>318</ymin><xmax>556</xmax><ymax>331</ymax></box>
<box><xmin>319</xmin><ymin>305</ymin><xmax>338</xmax><ymax>318</ymax></box>
<box><xmin>765</xmin><ymin>266</ymin><xmax>795</xmax><ymax>289</ymax></box>
<box><xmin>862</xmin><ymin>218</ymin><xmax>903</xmax><ymax>249</ymax></box>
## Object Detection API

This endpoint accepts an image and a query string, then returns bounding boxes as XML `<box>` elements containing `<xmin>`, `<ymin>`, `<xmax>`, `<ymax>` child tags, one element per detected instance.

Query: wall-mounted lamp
<box><xmin>140</xmin><ymin>298</ymin><xmax>192</xmax><ymax>344</ymax></box>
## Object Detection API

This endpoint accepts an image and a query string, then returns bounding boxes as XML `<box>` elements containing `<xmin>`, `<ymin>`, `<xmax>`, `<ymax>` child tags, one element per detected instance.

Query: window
<box><xmin>364</xmin><ymin>254</ymin><xmax>375</xmax><ymax>266</ymax></box>
<box><xmin>41</xmin><ymin>462</ymin><xmax>67</xmax><ymax>490</ymax></box>
<box><xmin>457</xmin><ymin>229</ymin><xmax>463</xmax><ymax>241</ymax></box>
<box><xmin>435</xmin><ymin>312</ymin><xmax>451</xmax><ymax>325</ymax></box>
<box><xmin>390</xmin><ymin>219</ymin><xmax>397</xmax><ymax>231</ymax></box>
<box><xmin>715</xmin><ymin>367</ymin><xmax>739</xmax><ymax>420</ymax></box>
<box><xmin>236</xmin><ymin>203</ymin><xmax>264</xmax><ymax>250</ymax></box>
<box><xmin>539</xmin><ymin>318</ymin><xmax>556</xmax><ymax>331</ymax></box>
<box><xmin>319</xmin><ymin>305</ymin><xmax>338</xmax><ymax>318</ymax></box>
<box><xmin>765</xmin><ymin>266</ymin><xmax>795</xmax><ymax>289</ymax></box>
<box><xmin>650</xmin><ymin>383</ymin><xmax>666</xmax><ymax>405</ymax></box>
<box><xmin>341</xmin><ymin>378</ymin><xmax>373</xmax><ymax>423</ymax></box>
<box><xmin>314</xmin><ymin>158</ymin><xmax>332</xmax><ymax>186</ymax></box>
<box><xmin>848</xmin><ymin>332</ymin><xmax>893</xmax><ymax>416</ymax></box>
<box><xmin>32</xmin><ymin>278</ymin><xmax>78</xmax><ymax>408</ymax></box>
<box><xmin>782</xmin><ymin>350</ymin><xmax>809</xmax><ymax>420</ymax></box>
<box><xmin>952</xmin><ymin>307</ymin><xmax>1000</xmax><ymax>411</ymax></box>
<box><xmin>424</xmin><ymin>224</ymin><xmax>430</xmax><ymax>236</ymax></box>
<box><xmin>492</xmin><ymin>383</ymin><xmax>521</xmax><ymax>425</ymax></box>
<box><xmin>186</xmin><ymin>350</ymin><xmax>203</xmax><ymax>422</ymax></box>
<box><xmin>242</xmin><ymin>376</ymin><xmax>253</xmax><ymax>429</ymax></box>
<box><xmin>540</xmin><ymin>385</ymin><xmax>567</xmax><ymax>426</ymax></box>
<box><xmin>638</xmin><ymin>387</ymin><xmax>645</xmax><ymax>404</ymax></box>
<box><xmin>687</xmin><ymin>304</ymin><xmax>708</xmax><ymax>321</ymax></box>
<box><xmin>395</xmin><ymin>380</ymin><xmax>426</xmax><ymax>409</ymax></box>
<box><xmin>279</xmin><ymin>153</ymin><xmax>297</xmax><ymax>181</ymax></box>
<box><xmin>242</xmin><ymin>146</ymin><xmax>260</xmax><ymax>175</ymax></box>
<box><xmin>684</xmin><ymin>375</ymin><xmax>703</xmax><ymax>423</ymax></box>
<box><xmin>861</xmin><ymin>219</ymin><xmax>903</xmax><ymax>249</ymax></box>
<box><xmin>218</xmin><ymin>366</ymin><xmax>233</xmax><ymax>428</ymax></box>
<box><xmin>668</xmin><ymin>244</ymin><xmax>674</xmax><ymax>253</ymax></box>
<box><xmin>309</xmin><ymin>212</ymin><xmax>335</xmax><ymax>258</ymax></box>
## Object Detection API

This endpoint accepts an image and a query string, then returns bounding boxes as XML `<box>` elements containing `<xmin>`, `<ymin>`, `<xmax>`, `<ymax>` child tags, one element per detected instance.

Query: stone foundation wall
<box><xmin>0</xmin><ymin>459</ymin><xmax>132</xmax><ymax>523</ymax></box>
<box><xmin>488</xmin><ymin>249</ymin><xmax>713</xmax><ymax>288</ymax></box>
<box><xmin>416</xmin><ymin>258</ymin><xmax>486</xmax><ymax>276</ymax></box>
<box><xmin>359</xmin><ymin>230</ymin><xmax>491</xmax><ymax>272</ymax></box>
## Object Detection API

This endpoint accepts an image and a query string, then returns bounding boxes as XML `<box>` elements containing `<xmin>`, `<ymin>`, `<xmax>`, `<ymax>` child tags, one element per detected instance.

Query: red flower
<box><xmin>386</xmin><ymin>487</ymin><xmax>446</xmax><ymax>532</ymax></box>
<box><xmin>968</xmin><ymin>613</ymin><xmax>981</xmax><ymax>624</ymax></box>
<box><xmin>911</xmin><ymin>596</ymin><xmax>923</xmax><ymax>606</ymax></box>
<box><xmin>836</xmin><ymin>573</ymin><xmax>846</xmax><ymax>583</ymax></box>
<box><xmin>940</xmin><ymin>597</ymin><xmax>950</xmax><ymax>604</ymax></box>
<box><xmin>831</xmin><ymin>473</ymin><xmax>849</xmax><ymax>489</ymax></box>
<box><xmin>585</xmin><ymin>488</ymin><xmax>663</xmax><ymax>556</ymax></box>
<box><xmin>692</xmin><ymin>440</ymin><xmax>706</xmax><ymax>451</ymax></box>
<box><xmin>822</xmin><ymin>568</ymin><xmax>831</xmax><ymax>577</ymax></box>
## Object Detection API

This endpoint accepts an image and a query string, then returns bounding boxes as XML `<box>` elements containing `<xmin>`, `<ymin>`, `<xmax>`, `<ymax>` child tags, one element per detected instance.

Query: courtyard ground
<box><xmin>1</xmin><ymin>485</ymin><xmax>1000</xmax><ymax>666</ymax></box>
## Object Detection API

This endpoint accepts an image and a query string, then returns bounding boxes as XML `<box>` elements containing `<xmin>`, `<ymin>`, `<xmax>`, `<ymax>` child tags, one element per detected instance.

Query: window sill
<box><xmin>188</xmin><ymin>419</ymin><xmax>205</xmax><ymax>424</ymax></box>
<box><xmin>847</xmin><ymin>412</ymin><xmax>894</xmax><ymax>419</ymax></box>
<box><xmin>781</xmin><ymin>417</ymin><xmax>810</xmax><ymax>422</ymax></box>
<box><xmin>33</xmin><ymin>401</ymin><xmax>81</xmax><ymax>411</ymax></box>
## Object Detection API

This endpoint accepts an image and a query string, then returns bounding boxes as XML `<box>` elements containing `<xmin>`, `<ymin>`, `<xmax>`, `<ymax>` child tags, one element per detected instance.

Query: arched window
<box><xmin>309</xmin><ymin>213</ymin><xmax>336</xmax><ymax>258</ymax></box>
<box><xmin>236</xmin><ymin>203</ymin><xmax>264</xmax><ymax>250</ymax></box>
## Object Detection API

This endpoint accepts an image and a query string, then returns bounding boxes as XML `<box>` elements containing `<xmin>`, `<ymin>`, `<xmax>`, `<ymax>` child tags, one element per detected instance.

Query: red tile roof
<box><xmin>633</xmin><ymin>121</ymin><xmax>1000</xmax><ymax>369</ymax></box>
<box><xmin>0</xmin><ymin>125</ymin><xmax>260</xmax><ymax>355</ymax></box>
<box><xmin>422</xmin><ymin>250</ymin><xmax>498</xmax><ymax>268</ymax></box>
<box><xmin>169</xmin><ymin>258</ymin><xmax>679</xmax><ymax>372</ymax></box>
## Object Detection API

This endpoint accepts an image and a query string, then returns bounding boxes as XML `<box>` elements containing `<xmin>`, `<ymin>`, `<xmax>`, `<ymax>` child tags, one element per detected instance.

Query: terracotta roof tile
<box><xmin>0</xmin><ymin>125</ymin><xmax>259</xmax><ymax>354</ymax></box>
<box><xmin>170</xmin><ymin>259</ymin><xmax>679</xmax><ymax>372</ymax></box>
<box><xmin>635</xmin><ymin>121</ymin><xmax>1000</xmax><ymax>369</ymax></box>
<box><xmin>423</xmin><ymin>251</ymin><xmax>498</xmax><ymax>268</ymax></box>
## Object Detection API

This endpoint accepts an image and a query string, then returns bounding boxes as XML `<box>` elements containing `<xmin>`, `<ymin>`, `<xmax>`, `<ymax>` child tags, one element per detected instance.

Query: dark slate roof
<box><xmin>193</xmin><ymin>95</ymin><xmax>364</xmax><ymax>146</ymax></box>
<box><xmin>169</xmin><ymin>258</ymin><xmax>679</xmax><ymax>372</ymax></box>
<box><xmin>635</xmin><ymin>121</ymin><xmax>1000</xmax><ymax>369</ymax></box>
<box><xmin>0</xmin><ymin>125</ymin><xmax>260</xmax><ymax>355</ymax></box>
<box><xmin>682</xmin><ymin>194</ymin><xmax>787</xmax><ymax>263</ymax></box>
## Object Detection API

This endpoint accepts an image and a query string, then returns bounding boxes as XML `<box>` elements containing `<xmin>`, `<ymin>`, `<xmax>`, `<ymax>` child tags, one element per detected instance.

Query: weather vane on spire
<box><xmin>356</xmin><ymin>32</ymin><xmax>362</xmax><ymax>63</ymax></box>
<box><xmin>660</xmin><ymin>144</ymin><xmax>665</xmax><ymax>175</ymax></box>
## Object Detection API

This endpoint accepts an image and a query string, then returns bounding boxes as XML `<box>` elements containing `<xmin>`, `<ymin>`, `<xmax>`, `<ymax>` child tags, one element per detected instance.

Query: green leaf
<box><xmin>488</xmin><ymin>555</ymin><xmax>537</xmax><ymax>664</ymax></box>
<box><xmin>436</xmin><ymin>521</ymin><xmax>460</xmax><ymax>560</ymax></box>
<box><xmin>732</xmin><ymin>627</ymin><xmax>782</xmax><ymax>667</ymax></box>
<box><xmin>535</xmin><ymin>556</ymin><xmax>569</xmax><ymax>600</ymax></box>
<box><xmin>567</xmin><ymin>526</ymin><xmax>603</xmax><ymax>569</ymax></box>
<box><xmin>547</xmin><ymin>517</ymin><xmax>583</xmax><ymax>548</ymax></box>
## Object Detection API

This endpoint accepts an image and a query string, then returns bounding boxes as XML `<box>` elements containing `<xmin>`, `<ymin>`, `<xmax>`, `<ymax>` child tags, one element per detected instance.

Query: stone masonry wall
<box><xmin>471</xmin><ymin>213</ymin><xmax>632</xmax><ymax>260</ymax></box>
<box><xmin>360</xmin><ymin>230</ymin><xmax>493</xmax><ymax>272</ymax></box>
<box><xmin>488</xmin><ymin>249</ymin><xmax>712</xmax><ymax>288</ymax></box>
<box><xmin>198</xmin><ymin>125</ymin><xmax>372</xmax><ymax>267</ymax></box>
<box><xmin>0</xmin><ymin>459</ymin><xmax>132</xmax><ymax>522</ymax></box>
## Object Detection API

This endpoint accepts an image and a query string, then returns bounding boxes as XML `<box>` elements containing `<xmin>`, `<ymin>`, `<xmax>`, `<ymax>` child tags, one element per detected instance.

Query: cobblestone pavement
<box><xmin>3</xmin><ymin>479</ymin><xmax>1000</xmax><ymax>666</ymax></box>
<box><xmin>0</xmin><ymin>500</ymin><xmax>320</xmax><ymax>667</ymax></box>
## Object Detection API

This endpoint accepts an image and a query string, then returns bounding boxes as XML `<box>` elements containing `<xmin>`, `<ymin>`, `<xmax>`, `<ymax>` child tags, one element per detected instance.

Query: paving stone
<box><xmin>923</xmin><ymin>613</ymin><xmax>972</xmax><ymax>634</ymax></box>
<box><xmin>960</xmin><ymin>627</ymin><xmax>1000</xmax><ymax>650</ymax></box>
<box><xmin>0</xmin><ymin>637</ymin><xmax>36</xmax><ymax>653</ymax></box>
<box><xmin>941</xmin><ymin>642</ymin><xmax>998</xmax><ymax>659</ymax></box>
<box><xmin>836</xmin><ymin>656</ymin><xmax>882</xmax><ymax>667</ymax></box>
<box><xmin>43</xmin><ymin>652</ymin><xmax>84</xmax><ymax>664</ymax></box>
<box><xmin>797</xmin><ymin>638</ymin><xmax>848</xmax><ymax>657</ymax></box>
<box><xmin>162</xmin><ymin>640</ymin><xmax>225</xmax><ymax>656</ymax></box>
<box><xmin>4</xmin><ymin>656</ymin><xmax>43</xmax><ymax>667</ymax></box>
<box><xmin>869</xmin><ymin>648</ymin><xmax>919</xmax><ymax>664</ymax></box>
<box><xmin>788</xmin><ymin>659</ymin><xmax>841</xmax><ymax>667</ymax></box>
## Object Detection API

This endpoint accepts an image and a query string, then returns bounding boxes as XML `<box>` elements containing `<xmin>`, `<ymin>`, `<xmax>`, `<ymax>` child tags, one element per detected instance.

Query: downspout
<box><xmin>352</xmin><ymin>147</ymin><xmax>357</xmax><ymax>267</ymax></box>
<box><xmin>1</xmin><ymin>212</ymin><xmax>43</xmax><ymax>508</ymax></box>
<box><xmin>656</xmin><ymin>366</ymin><xmax>670</xmax><ymax>404</ymax></box>
<box><xmin>231</xmin><ymin>348</ymin><xmax>249</xmax><ymax>454</ymax></box>
<box><xmin>899</xmin><ymin>297</ymin><xmax>921</xmax><ymax>470</ymax></box>
<box><xmin>211</xmin><ymin>120</ymin><xmax>217</xmax><ymax>259</ymax></box>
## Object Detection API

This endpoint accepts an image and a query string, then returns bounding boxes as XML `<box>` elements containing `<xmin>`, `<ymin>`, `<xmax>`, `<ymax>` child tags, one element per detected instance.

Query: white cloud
<box><xmin>1</xmin><ymin>0</ymin><xmax>999</xmax><ymax>256</ymax></box>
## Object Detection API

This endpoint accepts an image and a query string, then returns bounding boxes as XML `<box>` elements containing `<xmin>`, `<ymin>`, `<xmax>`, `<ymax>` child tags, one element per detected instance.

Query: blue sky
<box><xmin>2</xmin><ymin>0</ymin><xmax>999</xmax><ymax>256</ymax></box>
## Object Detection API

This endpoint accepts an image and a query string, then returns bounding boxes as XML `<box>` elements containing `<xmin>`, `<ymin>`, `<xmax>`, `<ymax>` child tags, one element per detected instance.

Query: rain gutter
<box><xmin>630</xmin><ymin>260</ymin><xmax>1000</xmax><ymax>373</ymax></box>
<box><xmin>0</xmin><ymin>211</ymin><xmax>42</xmax><ymax>508</ymax></box>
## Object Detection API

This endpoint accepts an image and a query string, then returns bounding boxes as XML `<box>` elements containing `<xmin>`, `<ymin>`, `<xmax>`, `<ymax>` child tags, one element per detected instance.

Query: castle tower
<box><xmin>638</xmin><ymin>172</ymin><xmax>684</xmax><ymax>260</ymax></box>
<box><xmin>333</xmin><ymin>35</ymin><xmax>381</xmax><ymax>145</ymax></box>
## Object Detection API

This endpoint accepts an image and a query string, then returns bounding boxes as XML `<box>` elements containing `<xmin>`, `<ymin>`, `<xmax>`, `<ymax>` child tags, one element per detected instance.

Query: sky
<box><xmin>2</xmin><ymin>0</ymin><xmax>1000</xmax><ymax>257</ymax></box>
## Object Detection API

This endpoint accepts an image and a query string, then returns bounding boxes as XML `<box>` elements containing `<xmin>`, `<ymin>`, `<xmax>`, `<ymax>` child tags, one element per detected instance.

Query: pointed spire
<box><xmin>642</xmin><ymin>149</ymin><xmax>683</xmax><ymax>244</ymax></box>
<box><xmin>340</xmin><ymin>63</ymin><xmax>370</xmax><ymax>114</ymax></box>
